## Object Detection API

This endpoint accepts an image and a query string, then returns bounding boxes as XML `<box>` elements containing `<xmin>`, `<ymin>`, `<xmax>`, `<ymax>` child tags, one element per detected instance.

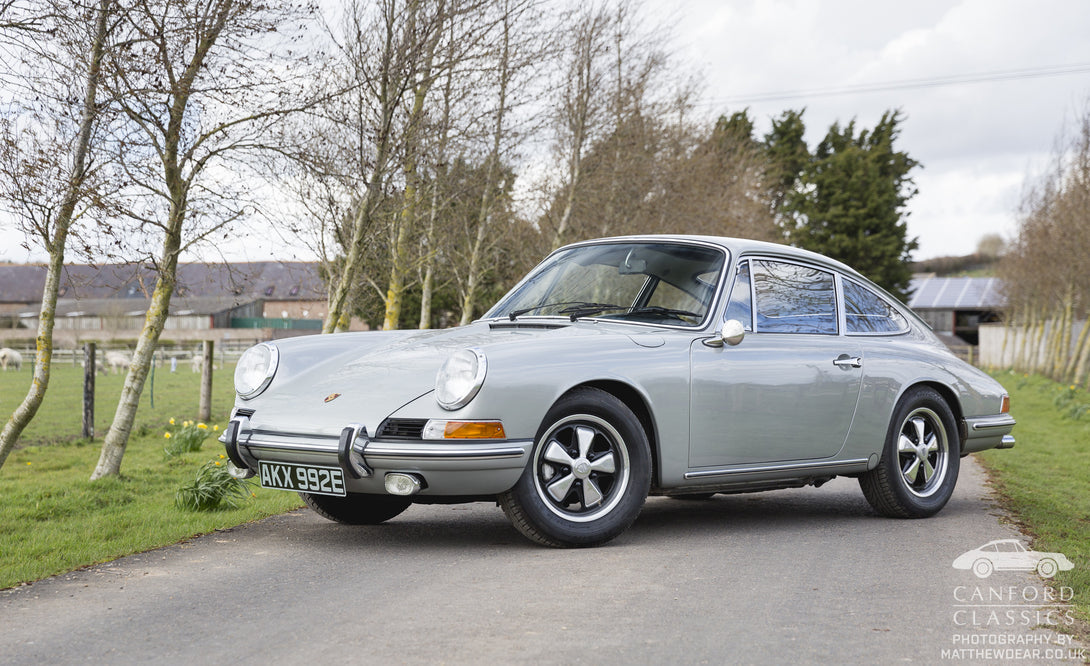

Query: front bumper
<box><xmin>221</xmin><ymin>415</ymin><xmax>532</xmax><ymax>496</ymax></box>
<box><xmin>961</xmin><ymin>413</ymin><xmax>1016</xmax><ymax>454</ymax></box>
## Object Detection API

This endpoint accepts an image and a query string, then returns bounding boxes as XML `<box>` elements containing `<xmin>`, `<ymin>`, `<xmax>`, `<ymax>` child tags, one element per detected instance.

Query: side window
<box><xmin>752</xmin><ymin>260</ymin><xmax>837</xmax><ymax>334</ymax></box>
<box><xmin>723</xmin><ymin>261</ymin><xmax>752</xmax><ymax>331</ymax></box>
<box><xmin>843</xmin><ymin>280</ymin><xmax>908</xmax><ymax>334</ymax></box>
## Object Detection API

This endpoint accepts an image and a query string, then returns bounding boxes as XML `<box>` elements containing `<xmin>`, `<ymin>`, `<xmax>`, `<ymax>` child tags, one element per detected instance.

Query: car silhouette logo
<box><xmin>952</xmin><ymin>539</ymin><xmax>1074</xmax><ymax>578</ymax></box>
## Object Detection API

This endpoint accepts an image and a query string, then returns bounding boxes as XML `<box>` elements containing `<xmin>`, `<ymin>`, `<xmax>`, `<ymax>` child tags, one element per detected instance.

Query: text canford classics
<box><xmin>221</xmin><ymin>235</ymin><xmax>1016</xmax><ymax>547</ymax></box>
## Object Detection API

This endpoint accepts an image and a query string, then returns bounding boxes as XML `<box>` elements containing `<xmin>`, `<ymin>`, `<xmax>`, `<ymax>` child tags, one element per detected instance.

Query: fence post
<box><xmin>198</xmin><ymin>340</ymin><xmax>214</xmax><ymax>423</ymax></box>
<box><xmin>83</xmin><ymin>342</ymin><xmax>95</xmax><ymax>439</ymax></box>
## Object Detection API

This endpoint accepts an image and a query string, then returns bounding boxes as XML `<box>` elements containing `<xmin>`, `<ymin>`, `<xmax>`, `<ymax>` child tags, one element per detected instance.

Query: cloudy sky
<box><xmin>2</xmin><ymin>0</ymin><xmax>1089</xmax><ymax>264</ymax></box>
<box><xmin>663</xmin><ymin>0</ymin><xmax>1090</xmax><ymax>259</ymax></box>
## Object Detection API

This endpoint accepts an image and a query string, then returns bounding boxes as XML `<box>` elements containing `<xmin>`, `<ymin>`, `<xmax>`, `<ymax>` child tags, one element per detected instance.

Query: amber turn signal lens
<box><xmin>443</xmin><ymin>421</ymin><xmax>506</xmax><ymax>439</ymax></box>
<box><xmin>1001</xmin><ymin>395</ymin><xmax>1010</xmax><ymax>413</ymax></box>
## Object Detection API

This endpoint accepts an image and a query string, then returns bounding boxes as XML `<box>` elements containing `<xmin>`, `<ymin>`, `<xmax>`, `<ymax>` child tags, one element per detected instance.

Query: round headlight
<box><xmin>235</xmin><ymin>343</ymin><xmax>279</xmax><ymax>399</ymax></box>
<box><xmin>435</xmin><ymin>348</ymin><xmax>486</xmax><ymax>410</ymax></box>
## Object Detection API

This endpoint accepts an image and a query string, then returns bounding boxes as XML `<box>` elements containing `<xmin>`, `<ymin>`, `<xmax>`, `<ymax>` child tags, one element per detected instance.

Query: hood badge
<box><xmin>324</xmin><ymin>393</ymin><xmax>342</xmax><ymax>403</ymax></box>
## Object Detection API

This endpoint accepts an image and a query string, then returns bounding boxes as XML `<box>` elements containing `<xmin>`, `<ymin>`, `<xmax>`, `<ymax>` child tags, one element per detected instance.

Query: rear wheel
<box><xmin>860</xmin><ymin>386</ymin><xmax>960</xmax><ymax>518</ymax></box>
<box><xmin>301</xmin><ymin>492</ymin><xmax>411</xmax><ymax>525</ymax></box>
<box><xmin>499</xmin><ymin>387</ymin><xmax>651</xmax><ymax>547</ymax></box>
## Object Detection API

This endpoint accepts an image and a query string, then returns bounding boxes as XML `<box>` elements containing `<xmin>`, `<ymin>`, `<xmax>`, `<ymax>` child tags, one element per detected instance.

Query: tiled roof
<box><xmin>908</xmin><ymin>276</ymin><xmax>1005</xmax><ymax>310</ymax></box>
<box><xmin>0</xmin><ymin>261</ymin><xmax>325</xmax><ymax>304</ymax></box>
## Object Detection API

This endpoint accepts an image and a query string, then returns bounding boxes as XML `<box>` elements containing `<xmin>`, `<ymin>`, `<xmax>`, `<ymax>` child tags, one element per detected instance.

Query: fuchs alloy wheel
<box><xmin>499</xmin><ymin>387</ymin><xmax>651</xmax><ymax>547</ymax></box>
<box><xmin>860</xmin><ymin>386</ymin><xmax>960</xmax><ymax>519</ymax></box>
<box><xmin>300</xmin><ymin>492</ymin><xmax>411</xmax><ymax>525</ymax></box>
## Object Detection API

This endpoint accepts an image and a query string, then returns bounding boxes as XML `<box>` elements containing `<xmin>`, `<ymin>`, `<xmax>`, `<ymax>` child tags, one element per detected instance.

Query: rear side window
<box><xmin>752</xmin><ymin>260</ymin><xmax>837</xmax><ymax>335</ymax></box>
<box><xmin>843</xmin><ymin>280</ymin><xmax>908</xmax><ymax>334</ymax></box>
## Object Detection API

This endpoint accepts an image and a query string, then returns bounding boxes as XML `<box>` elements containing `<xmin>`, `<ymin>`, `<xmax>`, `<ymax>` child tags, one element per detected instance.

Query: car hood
<box><xmin>239</xmin><ymin>320</ymin><xmax>662</xmax><ymax>437</ymax></box>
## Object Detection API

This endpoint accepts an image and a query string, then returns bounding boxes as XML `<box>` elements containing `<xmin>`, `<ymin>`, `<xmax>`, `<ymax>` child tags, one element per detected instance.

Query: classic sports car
<box><xmin>953</xmin><ymin>540</ymin><xmax>1074</xmax><ymax>578</ymax></box>
<box><xmin>221</xmin><ymin>235</ymin><xmax>1016</xmax><ymax>547</ymax></box>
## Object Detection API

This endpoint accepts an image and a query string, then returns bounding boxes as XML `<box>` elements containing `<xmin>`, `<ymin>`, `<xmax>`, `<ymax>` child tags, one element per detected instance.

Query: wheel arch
<box><xmin>560</xmin><ymin>380</ymin><xmax>661</xmax><ymax>487</ymax></box>
<box><xmin>908</xmin><ymin>380</ymin><xmax>964</xmax><ymax>437</ymax></box>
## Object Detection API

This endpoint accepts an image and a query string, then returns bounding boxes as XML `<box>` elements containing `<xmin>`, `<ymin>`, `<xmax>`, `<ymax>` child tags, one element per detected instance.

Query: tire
<box><xmin>1037</xmin><ymin>558</ymin><xmax>1059</xmax><ymax>578</ymax></box>
<box><xmin>499</xmin><ymin>387</ymin><xmax>652</xmax><ymax>547</ymax></box>
<box><xmin>301</xmin><ymin>492</ymin><xmax>411</xmax><ymax>525</ymax></box>
<box><xmin>859</xmin><ymin>386</ymin><xmax>960</xmax><ymax>518</ymax></box>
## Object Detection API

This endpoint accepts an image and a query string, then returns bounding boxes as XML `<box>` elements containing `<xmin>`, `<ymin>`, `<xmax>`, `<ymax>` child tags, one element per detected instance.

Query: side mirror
<box><xmin>704</xmin><ymin>319</ymin><xmax>746</xmax><ymax>348</ymax></box>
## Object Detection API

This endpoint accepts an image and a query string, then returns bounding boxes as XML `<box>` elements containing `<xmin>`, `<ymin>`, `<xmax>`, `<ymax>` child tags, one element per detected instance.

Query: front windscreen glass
<box><xmin>487</xmin><ymin>242</ymin><xmax>726</xmax><ymax>327</ymax></box>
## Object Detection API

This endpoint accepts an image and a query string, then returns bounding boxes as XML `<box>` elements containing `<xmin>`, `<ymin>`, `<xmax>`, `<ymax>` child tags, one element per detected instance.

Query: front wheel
<box><xmin>860</xmin><ymin>386</ymin><xmax>960</xmax><ymax>518</ymax></box>
<box><xmin>499</xmin><ymin>387</ymin><xmax>651</xmax><ymax>547</ymax></box>
<box><xmin>301</xmin><ymin>492</ymin><xmax>411</xmax><ymax>525</ymax></box>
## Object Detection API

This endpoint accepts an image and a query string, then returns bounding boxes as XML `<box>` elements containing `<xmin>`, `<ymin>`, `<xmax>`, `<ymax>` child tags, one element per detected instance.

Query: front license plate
<box><xmin>259</xmin><ymin>461</ymin><xmax>346</xmax><ymax>497</ymax></box>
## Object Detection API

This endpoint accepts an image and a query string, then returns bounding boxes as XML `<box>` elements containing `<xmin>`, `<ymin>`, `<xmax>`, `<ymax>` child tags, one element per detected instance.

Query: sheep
<box><xmin>104</xmin><ymin>350</ymin><xmax>130</xmax><ymax>374</ymax></box>
<box><xmin>0</xmin><ymin>347</ymin><xmax>23</xmax><ymax>371</ymax></box>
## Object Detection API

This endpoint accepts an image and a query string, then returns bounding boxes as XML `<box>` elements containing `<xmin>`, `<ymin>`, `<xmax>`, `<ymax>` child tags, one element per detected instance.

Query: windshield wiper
<box><xmin>619</xmin><ymin>305</ymin><xmax>702</xmax><ymax>321</ymax></box>
<box><xmin>558</xmin><ymin>302</ymin><xmax>627</xmax><ymax>321</ymax></box>
<box><xmin>508</xmin><ymin>301</ymin><xmax>622</xmax><ymax>321</ymax></box>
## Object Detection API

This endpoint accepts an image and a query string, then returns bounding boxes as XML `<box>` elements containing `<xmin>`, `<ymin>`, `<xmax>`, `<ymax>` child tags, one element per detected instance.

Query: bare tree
<box><xmin>90</xmin><ymin>0</ymin><xmax>318</xmax><ymax>479</ymax></box>
<box><xmin>0</xmin><ymin>0</ymin><xmax>112</xmax><ymax>470</ymax></box>
<box><xmin>1000</xmin><ymin>105</ymin><xmax>1090</xmax><ymax>385</ymax></box>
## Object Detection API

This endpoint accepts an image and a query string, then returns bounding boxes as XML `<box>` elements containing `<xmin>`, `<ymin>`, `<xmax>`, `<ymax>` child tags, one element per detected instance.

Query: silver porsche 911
<box><xmin>221</xmin><ymin>235</ymin><xmax>1016</xmax><ymax>547</ymax></box>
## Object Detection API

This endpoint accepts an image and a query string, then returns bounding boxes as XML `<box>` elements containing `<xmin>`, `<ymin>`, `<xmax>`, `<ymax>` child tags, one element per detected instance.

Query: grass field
<box><xmin>0</xmin><ymin>363</ymin><xmax>302</xmax><ymax>589</ymax></box>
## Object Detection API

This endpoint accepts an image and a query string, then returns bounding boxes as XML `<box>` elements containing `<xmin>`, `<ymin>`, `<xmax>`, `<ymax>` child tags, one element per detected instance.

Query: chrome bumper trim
<box><xmin>364</xmin><ymin>444</ymin><xmax>527</xmax><ymax>461</ymax></box>
<box><xmin>968</xmin><ymin>414</ymin><xmax>1017</xmax><ymax>431</ymax></box>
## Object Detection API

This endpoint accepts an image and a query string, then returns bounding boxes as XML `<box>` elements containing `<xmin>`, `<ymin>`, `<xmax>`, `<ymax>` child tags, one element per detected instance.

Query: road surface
<box><xmin>1</xmin><ymin>457</ymin><xmax>1084</xmax><ymax>664</ymax></box>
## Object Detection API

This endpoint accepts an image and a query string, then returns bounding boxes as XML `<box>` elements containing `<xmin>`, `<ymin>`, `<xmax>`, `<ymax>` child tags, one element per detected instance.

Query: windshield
<box><xmin>486</xmin><ymin>241</ymin><xmax>726</xmax><ymax>327</ymax></box>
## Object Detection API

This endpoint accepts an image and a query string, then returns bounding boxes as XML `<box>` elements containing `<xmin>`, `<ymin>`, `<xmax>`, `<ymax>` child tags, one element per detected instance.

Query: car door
<box><xmin>689</xmin><ymin>258</ymin><xmax>863</xmax><ymax>468</ymax></box>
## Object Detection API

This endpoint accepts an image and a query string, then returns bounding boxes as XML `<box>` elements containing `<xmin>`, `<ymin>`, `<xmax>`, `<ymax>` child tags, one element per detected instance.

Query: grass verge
<box><xmin>979</xmin><ymin>371</ymin><xmax>1090</xmax><ymax>640</ymax></box>
<box><xmin>0</xmin><ymin>364</ymin><xmax>302</xmax><ymax>589</ymax></box>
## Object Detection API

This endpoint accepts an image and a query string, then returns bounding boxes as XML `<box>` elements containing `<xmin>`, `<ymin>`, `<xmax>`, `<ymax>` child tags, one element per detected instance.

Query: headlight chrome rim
<box><xmin>435</xmin><ymin>348</ymin><xmax>487</xmax><ymax>411</ymax></box>
<box><xmin>235</xmin><ymin>342</ymin><xmax>279</xmax><ymax>400</ymax></box>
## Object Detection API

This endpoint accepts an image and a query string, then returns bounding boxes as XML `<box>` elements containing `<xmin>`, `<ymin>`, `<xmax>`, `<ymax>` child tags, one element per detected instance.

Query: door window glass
<box><xmin>752</xmin><ymin>260</ymin><xmax>837</xmax><ymax>334</ymax></box>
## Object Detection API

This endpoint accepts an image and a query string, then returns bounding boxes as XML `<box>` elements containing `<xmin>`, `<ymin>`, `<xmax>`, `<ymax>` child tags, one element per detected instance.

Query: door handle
<box><xmin>833</xmin><ymin>355</ymin><xmax>862</xmax><ymax>368</ymax></box>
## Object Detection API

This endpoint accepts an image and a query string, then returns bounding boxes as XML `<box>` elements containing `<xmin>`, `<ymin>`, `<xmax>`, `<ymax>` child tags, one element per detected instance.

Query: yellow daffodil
<box><xmin>197</xmin><ymin>423</ymin><xmax>208</xmax><ymax>430</ymax></box>
<box><xmin>164</xmin><ymin>432</ymin><xmax>172</xmax><ymax>439</ymax></box>
<box><xmin>218</xmin><ymin>454</ymin><xmax>226</xmax><ymax>459</ymax></box>
<box><xmin>214</xmin><ymin>461</ymin><xmax>221</xmax><ymax>466</ymax></box>
<box><xmin>169</xmin><ymin>417</ymin><xmax>175</xmax><ymax>425</ymax></box>
<box><xmin>213</xmin><ymin>425</ymin><xmax>220</xmax><ymax>432</ymax></box>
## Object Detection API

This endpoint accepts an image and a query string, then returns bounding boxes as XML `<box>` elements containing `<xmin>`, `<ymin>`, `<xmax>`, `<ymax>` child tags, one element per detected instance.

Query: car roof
<box><xmin>560</xmin><ymin>234</ymin><xmax>865</xmax><ymax>280</ymax></box>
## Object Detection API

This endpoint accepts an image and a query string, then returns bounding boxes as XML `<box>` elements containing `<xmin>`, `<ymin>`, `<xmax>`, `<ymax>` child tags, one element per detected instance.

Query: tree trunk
<box><xmin>0</xmin><ymin>0</ymin><xmax>110</xmax><ymax>470</ymax></box>
<box><xmin>92</xmin><ymin>234</ymin><xmax>181</xmax><ymax>479</ymax></box>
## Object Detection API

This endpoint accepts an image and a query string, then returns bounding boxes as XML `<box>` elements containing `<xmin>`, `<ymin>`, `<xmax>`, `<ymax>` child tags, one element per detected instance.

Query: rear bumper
<box><xmin>221</xmin><ymin>417</ymin><xmax>531</xmax><ymax>496</ymax></box>
<box><xmin>961</xmin><ymin>413</ymin><xmax>1016</xmax><ymax>454</ymax></box>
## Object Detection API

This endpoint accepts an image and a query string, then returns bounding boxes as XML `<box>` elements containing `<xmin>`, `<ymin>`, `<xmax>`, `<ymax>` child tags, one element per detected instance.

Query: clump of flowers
<box><xmin>163</xmin><ymin>419</ymin><xmax>214</xmax><ymax>457</ymax></box>
<box><xmin>175</xmin><ymin>454</ymin><xmax>255</xmax><ymax>511</ymax></box>
<box><xmin>1054</xmin><ymin>384</ymin><xmax>1088</xmax><ymax>420</ymax></box>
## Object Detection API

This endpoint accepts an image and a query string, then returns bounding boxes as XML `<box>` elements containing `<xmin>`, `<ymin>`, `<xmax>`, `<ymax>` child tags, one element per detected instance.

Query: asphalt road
<box><xmin>1</xmin><ymin>457</ymin><xmax>1085</xmax><ymax>665</ymax></box>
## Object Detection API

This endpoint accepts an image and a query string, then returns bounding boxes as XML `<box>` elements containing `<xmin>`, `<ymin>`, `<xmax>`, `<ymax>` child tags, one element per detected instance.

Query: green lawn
<box><xmin>978</xmin><ymin>371</ymin><xmax>1090</xmax><ymax>634</ymax></box>
<box><xmin>0</xmin><ymin>363</ymin><xmax>302</xmax><ymax>589</ymax></box>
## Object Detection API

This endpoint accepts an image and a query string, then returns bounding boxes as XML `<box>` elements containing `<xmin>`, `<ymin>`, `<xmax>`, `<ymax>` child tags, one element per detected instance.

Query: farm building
<box><xmin>907</xmin><ymin>275</ymin><xmax>1005</xmax><ymax>346</ymax></box>
<box><xmin>0</xmin><ymin>261</ymin><xmax>358</xmax><ymax>348</ymax></box>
